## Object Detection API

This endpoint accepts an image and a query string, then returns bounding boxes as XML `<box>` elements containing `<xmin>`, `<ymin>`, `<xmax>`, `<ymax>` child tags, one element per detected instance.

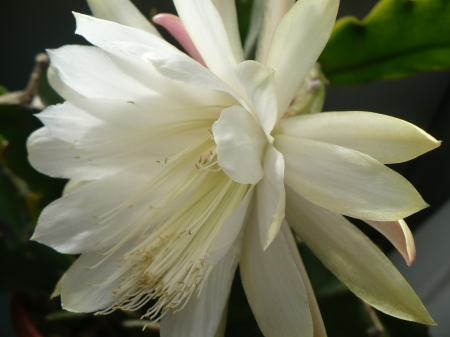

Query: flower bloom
<box><xmin>28</xmin><ymin>0</ymin><xmax>439</xmax><ymax>335</ymax></box>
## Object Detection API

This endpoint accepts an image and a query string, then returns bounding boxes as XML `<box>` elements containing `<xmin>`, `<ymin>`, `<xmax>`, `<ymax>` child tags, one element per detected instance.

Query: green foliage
<box><xmin>0</xmin><ymin>87</ymin><xmax>70</xmax><ymax>293</ymax></box>
<box><xmin>319</xmin><ymin>0</ymin><xmax>450</xmax><ymax>85</ymax></box>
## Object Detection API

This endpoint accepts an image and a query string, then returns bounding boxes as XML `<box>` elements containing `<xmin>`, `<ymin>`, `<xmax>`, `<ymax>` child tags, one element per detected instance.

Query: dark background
<box><xmin>1</xmin><ymin>0</ymin><xmax>450</xmax><ymax>336</ymax></box>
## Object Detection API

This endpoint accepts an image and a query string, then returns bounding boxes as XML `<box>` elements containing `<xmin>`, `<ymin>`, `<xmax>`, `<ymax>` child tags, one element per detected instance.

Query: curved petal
<box><xmin>365</xmin><ymin>219</ymin><xmax>416</xmax><ymax>266</ymax></box>
<box><xmin>86</xmin><ymin>0</ymin><xmax>160</xmax><ymax>35</ymax></box>
<box><xmin>206</xmin><ymin>186</ymin><xmax>254</xmax><ymax>265</ymax></box>
<box><xmin>36</xmin><ymin>99</ymin><xmax>219</xmax><ymax>144</ymax></box>
<box><xmin>285</xmin><ymin>188</ymin><xmax>435</xmax><ymax>325</ymax></box>
<box><xmin>47</xmin><ymin>65</ymin><xmax>83</xmax><ymax>100</ymax></box>
<box><xmin>266</xmin><ymin>0</ymin><xmax>339</xmax><ymax>115</ymax></box>
<box><xmin>276</xmin><ymin>135</ymin><xmax>428</xmax><ymax>221</ymax></box>
<box><xmin>256</xmin><ymin>0</ymin><xmax>295</xmax><ymax>64</ymax></box>
<box><xmin>257</xmin><ymin>145</ymin><xmax>285</xmax><ymax>250</ymax></box>
<box><xmin>281</xmin><ymin>222</ymin><xmax>327</xmax><ymax>337</ymax></box>
<box><xmin>173</xmin><ymin>0</ymin><xmax>244</xmax><ymax>89</ymax></box>
<box><xmin>48</xmin><ymin>45</ymin><xmax>155</xmax><ymax>99</ymax></box>
<box><xmin>31</xmin><ymin>168</ymin><xmax>191</xmax><ymax>254</ymax></box>
<box><xmin>161</xmin><ymin>231</ymin><xmax>242</xmax><ymax>337</ymax></box>
<box><xmin>212</xmin><ymin>106</ymin><xmax>266</xmax><ymax>184</ymax></box>
<box><xmin>235</xmin><ymin>61</ymin><xmax>278</xmax><ymax>134</ymax></box>
<box><xmin>153</xmin><ymin>14</ymin><xmax>206</xmax><ymax>66</ymax></box>
<box><xmin>61</xmin><ymin>243</ymin><xmax>134</xmax><ymax>312</ymax></box>
<box><xmin>27</xmin><ymin>118</ymin><xmax>207</xmax><ymax>180</ymax></box>
<box><xmin>240</xmin><ymin>208</ymin><xmax>313</xmax><ymax>337</ymax></box>
<box><xmin>278</xmin><ymin>111</ymin><xmax>441</xmax><ymax>164</ymax></box>
<box><xmin>111</xmin><ymin>41</ymin><xmax>244</xmax><ymax>108</ymax></box>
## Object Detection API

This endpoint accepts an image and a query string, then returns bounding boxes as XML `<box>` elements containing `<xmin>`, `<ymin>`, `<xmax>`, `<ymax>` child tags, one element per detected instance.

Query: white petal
<box><xmin>61</xmin><ymin>243</ymin><xmax>133</xmax><ymax>312</ymax></box>
<box><xmin>37</xmin><ymin>99</ymin><xmax>219</xmax><ymax>143</ymax></box>
<box><xmin>161</xmin><ymin>232</ymin><xmax>242</xmax><ymax>337</ymax></box>
<box><xmin>74</xmin><ymin>13</ymin><xmax>170</xmax><ymax>53</ymax></box>
<box><xmin>280</xmin><ymin>222</ymin><xmax>327</xmax><ymax>337</ymax></box>
<box><xmin>240</xmin><ymin>210</ymin><xmax>313</xmax><ymax>337</ymax></box>
<box><xmin>173</xmin><ymin>0</ymin><xmax>244</xmax><ymax>89</ymax></box>
<box><xmin>27</xmin><ymin>118</ymin><xmax>206</xmax><ymax>180</ymax></box>
<box><xmin>48</xmin><ymin>46</ymin><xmax>154</xmax><ymax>100</ymax></box>
<box><xmin>112</xmin><ymin>41</ymin><xmax>245</xmax><ymax>108</ymax></box>
<box><xmin>257</xmin><ymin>145</ymin><xmax>285</xmax><ymax>249</ymax></box>
<box><xmin>266</xmin><ymin>0</ymin><xmax>339</xmax><ymax>114</ymax></box>
<box><xmin>256</xmin><ymin>0</ymin><xmax>295</xmax><ymax>64</ymax></box>
<box><xmin>206</xmin><ymin>186</ymin><xmax>254</xmax><ymax>265</ymax></box>
<box><xmin>31</xmin><ymin>170</ymin><xmax>182</xmax><ymax>254</ymax></box>
<box><xmin>365</xmin><ymin>219</ymin><xmax>416</xmax><ymax>266</ymax></box>
<box><xmin>235</xmin><ymin>61</ymin><xmax>278</xmax><ymax>134</ymax></box>
<box><xmin>285</xmin><ymin>188</ymin><xmax>435</xmax><ymax>325</ymax></box>
<box><xmin>278</xmin><ymin>111</ymin><xmax>441</xmax><ymax>164</ymax></box>
<box><xmin>74</xmin><ymin>13</ymin><xmax>222</xmax><ymax>105</ymax></box>
<box><xmin>276</xmin><ymin>135</ymin><xmax>428</xmax><ymax>221</ymax></box>
<box><xmin>47</xmin><ymin>65</ymin><xmax>83</xmax><ymax>100</ymax></box>
<box><xmin>86</xmin><ymin>0</ymin><xmax>160</xmax><ymax>35</ymax></box>
<box><xmin>62</xmin><ymin>180</ymin><xmax>91</xmax><ymax>196</ymax></box>
<box><xmin>211</xmin><ymin>0</ymin><xmax>244</xmax><ymax>63</ymax></box>
<box><xmin>212</xmin><ymin>107</ymin><xmax>266</xmax><ymax>184</ymax></box>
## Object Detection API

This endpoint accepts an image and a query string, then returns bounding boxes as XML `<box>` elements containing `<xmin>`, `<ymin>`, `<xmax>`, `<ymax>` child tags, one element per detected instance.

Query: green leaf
<box><xmin>319</xmin><ymin>0</ymin><xmax>450</xmax><ymax>85</ymax></box>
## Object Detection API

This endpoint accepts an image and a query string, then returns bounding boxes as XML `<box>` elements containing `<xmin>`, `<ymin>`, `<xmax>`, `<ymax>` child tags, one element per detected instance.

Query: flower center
<box><xmin>85</xmin><ymin>132</ymin><xmax>248</xmax><ymax>321</ymax></box>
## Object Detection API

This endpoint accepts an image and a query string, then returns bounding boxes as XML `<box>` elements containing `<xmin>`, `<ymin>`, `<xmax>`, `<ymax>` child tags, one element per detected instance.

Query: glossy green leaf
<box><xmin>319</xmin><ymin>0</ymin><xmax>450</xmax><ymax>85</ymax></box>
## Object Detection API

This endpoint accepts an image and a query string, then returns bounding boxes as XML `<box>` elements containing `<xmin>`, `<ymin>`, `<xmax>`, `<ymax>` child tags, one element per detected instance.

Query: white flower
<box><xmin>28</xmin><ymin>0</ymin><xmax>439</xmax><ymax>336</ymax></box>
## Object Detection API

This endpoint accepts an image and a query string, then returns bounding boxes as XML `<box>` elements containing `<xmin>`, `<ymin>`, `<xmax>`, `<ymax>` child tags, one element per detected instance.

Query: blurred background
<box><xmin>1</xmin><ymin>0</ymin><xmax>449</xmax><ymax>336</ymax></box>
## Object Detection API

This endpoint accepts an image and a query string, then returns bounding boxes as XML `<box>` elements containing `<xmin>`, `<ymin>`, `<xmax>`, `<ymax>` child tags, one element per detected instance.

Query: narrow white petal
<box><xmin>279</xmin><ymin>111</ymin><xmax>441</xmax><ymax>164</ymax></box>
<box><xmin>212</xmin><ymin>107</ymin><xmax>266</xmax><ymax>184</ymax></box>
<box><xmin>206</xmin><ymin>186</ymin><xmax>254</xmax><ymax>265</ymax></box>
<box><xmin>235</xmin><ymin>61</ymin><xmax>278</xmax><ymax>134</ymax></box>
<box><xmin>256</xmin><ymin>0</ymin><xmax>295</xmax><ymax>64</ymax></box>
<box><xmin>281</xmin><ymin>222</ymin><xmax>327</xmax><ymax>337</ymax></box>
<box><xmin>266</xmin><ymin>0</ymin><xmax>339</xmax><ymax>114</ymax></box>
<box><xmin>48</xmin><ymin>45</ymin><xmax>154</xmax><ymax>99</ymax></box>
<box><xmin>112</xmin><ymin>41</ymin><xmax>245</xmax><ymax>108</ymax></box>
<box><xmin>73</xmin><ymin>12</ymin><xmax>234</xmax><ymax>107</ymax></box>
<box><xmin>211</xmin><ymin>0</ymin><xmax>244</xmax><ymax>63</ymax></box>
<box><xmin>39</xmin><ymin>98</ymin><xmax>219</xmax><ymax>141</ymax></box>
<box><xmin>240</xmin><ymin>211</ymin><xmax>313</xmax><ymax>337</ymax></box>
<box><xmin>286</xmin><ymin>188</ymin><xmax>435</xmax><ymax>325</ymax></box>
<box><xmin>31</xmin><ymin>170</ymin><xmax>185</xmax><ymax>254</ymax></box>
<box><xmin>161</xmin><ymin>233</ymin><xmax>242</xmax><ymax>337</ymax></box>
<box><xmin>28</xmin><ymin>114</ymin><xmax>208</xmax><ymax>180</ymax></box>
<box><xmin>276</xmin><ymin>135</ymin><xmax>428</xmax><ymax>221</ymax></box>
<box><xmin>86</xmin><ymin>0</ymin><xmax>161</xmax><ymax>35</ymax></box>
<box><xmin>74</xmin><ymin>12</ymin><xmax>173</xmax><ymax>53</ymax></box>
<box><xmin>365</xmin><ymin>219</ymin><xmax>416</xmax><ymax>266</ymax></box>
<box><xmin>61</xmin><ymin>244</ymin><xmax>133</xmax><ymax>312</ymax></box>
<box><xmin>173</xmin><ymin>0</ymin><xmax>244</xmax><ymax>89</ymax></box>
<box><xmin>257</xmin><ymin>145</ymin><xmax>285</xmax><ymax>249</ymax></box>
